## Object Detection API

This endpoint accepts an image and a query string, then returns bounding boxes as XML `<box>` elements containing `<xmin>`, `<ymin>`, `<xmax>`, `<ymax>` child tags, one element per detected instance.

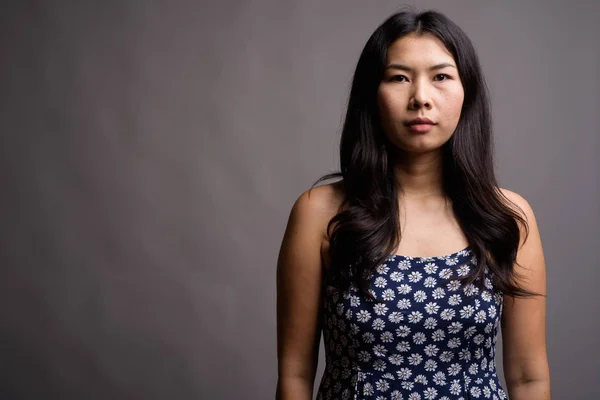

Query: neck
<box><xmin>390</xmin><ymin>149</ymin><xmax>445</xmax><ymax>199</ymax></box>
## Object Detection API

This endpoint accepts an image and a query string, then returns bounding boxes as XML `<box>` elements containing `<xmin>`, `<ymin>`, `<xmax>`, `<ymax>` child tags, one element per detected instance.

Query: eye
<box><xmin>389</xmin><ymin>75</ymin><xmax>408</xmax><ymax>82</ymax></box>
<box><xmin>434</xmin><ymin>74</ymin><xmax>452</xmax><ymax>81</ymax></box>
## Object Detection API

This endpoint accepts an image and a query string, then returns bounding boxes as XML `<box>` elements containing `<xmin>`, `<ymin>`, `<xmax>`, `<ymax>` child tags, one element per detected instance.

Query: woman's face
<box><xmin>377</xmin><ymin>33</ymin><xmax>465</xmax><ymax>154</ymax></box>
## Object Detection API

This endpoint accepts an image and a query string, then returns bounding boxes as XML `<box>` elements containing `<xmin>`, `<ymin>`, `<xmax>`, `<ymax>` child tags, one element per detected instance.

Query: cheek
<box><xmin>442</xmin><ymin>91</ymin><xmax>465</xmax><ymax>121</ymax></box>
<box><xmin>378</xmin><ymin>90</ymin><xmax>405</xmax><ymax>119</ymax></box>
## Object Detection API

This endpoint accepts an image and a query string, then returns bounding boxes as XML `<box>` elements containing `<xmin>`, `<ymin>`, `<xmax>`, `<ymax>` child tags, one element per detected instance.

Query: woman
<box><xmin>276</xmin><ymin>9</ymin><xmax>550</xmax><ymax>400</ymax></box>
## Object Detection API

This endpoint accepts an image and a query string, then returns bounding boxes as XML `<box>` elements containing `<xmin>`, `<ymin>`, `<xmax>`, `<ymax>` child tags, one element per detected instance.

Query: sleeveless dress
<box><xmin>316</xmin><ymin>246</ymin><xmax>508</xmax><ymax>400</ymax></box>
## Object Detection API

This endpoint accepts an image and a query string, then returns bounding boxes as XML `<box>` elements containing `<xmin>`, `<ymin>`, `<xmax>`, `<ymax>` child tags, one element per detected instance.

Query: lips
<box><xmin>406</xmin><ymin>117</ymin><xmax>435</xmax><ymax>126</ymax></box>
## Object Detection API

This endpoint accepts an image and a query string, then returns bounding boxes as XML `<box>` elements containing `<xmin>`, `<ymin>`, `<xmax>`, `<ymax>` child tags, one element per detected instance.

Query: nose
<box><xmin>409</xmin><ymin>80</ymin><xmax>432</xmax><ymax>110</ymax></box>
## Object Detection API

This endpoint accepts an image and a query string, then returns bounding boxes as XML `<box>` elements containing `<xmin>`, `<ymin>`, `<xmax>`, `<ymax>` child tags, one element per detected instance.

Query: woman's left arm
<box><xmin>500</xmin><ymin>189</ymin><xmax>551</xmax><ymax>400</ymax></box>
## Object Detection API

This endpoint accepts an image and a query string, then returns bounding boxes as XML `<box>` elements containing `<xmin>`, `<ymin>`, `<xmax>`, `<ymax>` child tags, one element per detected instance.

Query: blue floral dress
<box><xmin>316</xmin><ymin>247</ymin><xmax>508</xmax><ymax>400</ymax></box>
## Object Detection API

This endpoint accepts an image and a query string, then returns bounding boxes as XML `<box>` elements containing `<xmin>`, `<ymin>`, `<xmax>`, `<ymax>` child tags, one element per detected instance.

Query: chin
<box><xmin>389</xmin><ymin>135</ymin><xmax>450</xmax><ymax>154</ymax></box>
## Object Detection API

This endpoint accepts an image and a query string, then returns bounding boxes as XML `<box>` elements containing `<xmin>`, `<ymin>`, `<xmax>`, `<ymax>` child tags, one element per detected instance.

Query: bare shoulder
<box><xmin>498</xmin><ymin>187</ymin><xmax>537</xmax><ymax>246</ymax></box>
<box><xmin>276</xmin><ymin>181</ymin><xmax>345</xmax><ymax>385</ymax></box>
<box><xmin>498</xmin><ymin>187</ymin><xmax>546</xmax><ymax>295</ymax></box>
<box><xmin>289</xmin><ymin>180</ymin><xmax>345</xmax><ymax>239</ymax></box>
<box><xmin>497</xmin><ymin>191</ymin><xmax>550</xmax><ymax>387</ymax></box>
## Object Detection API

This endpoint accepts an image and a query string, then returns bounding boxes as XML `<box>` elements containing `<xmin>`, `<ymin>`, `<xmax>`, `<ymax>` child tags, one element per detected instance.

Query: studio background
<box><xmin>0</xmin><ymin>1</ymin><xmax>598</xmax><ymax>399</ymax></box>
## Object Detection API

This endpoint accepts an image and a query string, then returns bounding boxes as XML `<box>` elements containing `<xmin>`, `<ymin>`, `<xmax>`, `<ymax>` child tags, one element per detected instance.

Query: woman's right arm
<box><xmin>276</xmin><ymin>188</ymin><xmax>331</xmax><ymax>400</ymax></box>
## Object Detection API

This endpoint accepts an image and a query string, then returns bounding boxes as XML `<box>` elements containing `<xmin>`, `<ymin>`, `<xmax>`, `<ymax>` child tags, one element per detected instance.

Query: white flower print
<box><xmin>382</xmin><ymin>372</ymin><xmax>395</xmax><ymax>380</ymax></box>
<box><xmin>363</xmin><ymin>382</ymin><xmax>375</xmax><ymax>395</ymax></box>
<box><xmin>358</xmin><ymin>350</ymin><xmax>371</xmax><ymax>362</ymax></box>
<box><xmin>357</xmin><ymin>310</ymin><xmax>372</xmax><ymax>323</ymax></box>
<box><xmin>375</xmin><ymin>277</ymin><xmax>388</xmax><ymax>288</ymax></box>
<box><xmin>408</xmin><ymin>311</ymin><xmax>424</xmax><ymax>323</ymax></box>
<box><xmin>464</xmin><ymin>283</ymin><xmax>480</xmax><ymax>296</ymax></box>
<box><xmin>382</xmin><ymin>289</ymin><xmax>396</xmax><ymax>301</ymax></box>
<box><xmin>448</xmin><ymin>294</ymin><xmax>462</xmax><ymax>306</ymax></box>
<box><xmin>408</xmin><ymin>353</ymin><xmax>423</xmax><ymax>366</ymax></box>
<box><xmin>484</xmin><ymin>322</ymin><xmax>493</xmax><ymax>334</ymax></box>
<box><xmin>412</xmin><ymin>332</ymin><xmax>426</xmax><ymax>345</ymax></box>
<box><xmin>397</xmin><ymin>298</ymin><xmax>412</xmax><ymax>309</ymax></box>
<box><xmin>424</xmin><ymin>277</ymin><xmax>437</xmax><ymax>288</ymax></box>
<box><xmin>424</xmin><ymin>263</ymin><xmax>439</xmax><ymax>274</ymax></box>
<box><xmin>414</xmin><ymin>290</ymin><xmax>427</xmax><ymax>302</ymax></box>
<box><xmin>460</xmin><ymin>305</ymin><xmax>475</xmax><ymax>318</ymax></box>
<box><xmin>423</xmin><ymin>317</ymin><xmax>437</xmax><ymax>329</ymax></box>
<box><xmin>423</xmin><ymin>387</ymin><xmax>438</xmax><ymax>399</ymax></box>
<box><xmin>388</xmin><ymin>353</ymin><xmax>404</xmax><ymax>365</ymax></box>
<box><xmin>372</xmin><ymin>318</ymin><xmax>385</xmax><ymax>330</ymax></box>
<box><xmin>439</xmin><ymin>268</ymin><xmax>453</xmax><ymax>279</ymax></box>
<box><xmin>470</xmin><ymin>386</ymin><xmax>482</xmax><ymax>397</ymax></box>
<box><xmin>481</xmin><ymin>357</ymin><xmax>488</xmax><ymax>371</ymax></box>
<box><xmin>373</xmin><ymin>359</ymin><xmax>386</xmax><ymax>371</ymax></box>
<box><xmin>485</xmin><ymin>276</ymin><xmax>494</xmax><ymax>289</ymax></box>
<box><xmin>397</xmin><ymin>284</ymin><xmax>412</xmax><ymax>295</ymax></box>
<box><xmin>456</xmin><ymin>264</ymin><xmax>470</xmax><ymax>276</ymax></box>
<box><xmin>396</xmin><ymin>326</ymin><xmax>411</xmax><ymax>337</ymax></box>
<box><xmin>474</xmin><ymin>348</ymin><xmax>484</xmax><ymax>360</ymax></box>
<box><xmin>381</xmin><ymin>331</ymin><xmax>394</xmax><ymax>343</ymax></box>
<box><xmin>373</xmin><ymin>344</ymin><xmax>387</xmax><ymax>357</ymax></box>
<box><xmin>474</xmin><ymin>310</ymin><xmax>487</xmax><ymax>323</ymax></box>
<box><xmin>345</xmin><ymin>309</ymin><xmax>353</xmax><ymax>320</ymax></box>
<box><xmin>445</xmin><ymin>256</ymin><xmax>460</xmax><ymax>266</ymax></box>
<box><xmin>432</xmin><ymin>287</ymin><xmax>446</xmax><ymax>299</ymax></box>
<box><xmin>376</xmin><ymin>379</ymin><xmax>390</xmax><ymax>392</ymax></box>
<box><xmin>483</xmin><ymin>386</ymin><xmax>492</xmax><ymax>397</ymax></box>
<box><xmin>447</xmin><ymin>363</ymin><xmax>462</xmax><ymax>376</ymax></box>
<box><xmin>424</xmin><ymin>344</ymin><xmax>439</xmax><ymax>357</ymax></box>
<box><xmin>396</xmin><ymin>341</ymin><xmax>410</xmax><ymax>352</ymax></box>
<box><xmin>440</xmin><ymin>309</ymin><xmax>456</xmax><ymax>321</ymax></box>
<box><xmin>408</xmin><ymin>271</ymin><xmax>423</xmax><ymax>283</ymax></box>
<box><xmin>390</xmin><ymin>271</ymin><xmax>404</xmax><ymax>282</ymax></box>
<box><xmin>469</xmin><ymin>363</ymin><xmax>479</xmax><ymax>375</ymax></box>
<box><xmin>388</xmin><ymin>311</ymin><xmax>404</xmax><ymax>323</ymax></box>
<box><xmin>376</xmin><ymin>264</ymin><xmax>390</xmax><ymax>275</ymax></box>
<box><xmin>458</xmin><ymin>348</ymin><xmax>472</xmax><ymax>362</ymax></box>
<box><xmin>446</xmin><ymin>280</ymin><xmax>461</xmax><ymax>291</ymax></box>
<box><xmin>424</xmin><ymin>359</ymin><xmax>438</xmax><ymax>372</ymax></box>
<box><xmin>439</xmin><ymin>351</ymin><xmax>454</xmax><ymax>363</ymax></box>
<box><xmin>432</xmin><ymin>329</ymin><xmax>446</xmax><ymax>342</ymax></box>
<box><xmin>398</xmin><ymin>260</ymin><xmax>412</xmax><ymax>270</ymax></box>
<box><xmin>449</xmin><ymin>379</ymin><xmax>461</xmax><ymax>395</ymax></box>
<box><xmin>362</xmin><ymin>332</ymin><xmax>375</xmax><ymax>343</ymax></box>
<box><xmin>481</xmin><ymin>291</ymin><xmax>492</xmax><ymax>302</ymax></box>
<box><xmin>374</xmin><ymin>303</ymin><xmax>389</xmax><ymax>315</ymax></box>
<box><xmin>473</xmin><ymin>334</ymin><xmax>485</xmax><ymax>345</ymax></box>
<box><xmin>432</xmin><ymin>371</ymin><xmax>446</xmax><ymax>385</ymax></box>
<box><xmin>447</xmin><ymin>337</ymin><xmax>461</xmax><ymax>349</ymax></box>
<box><xmin>448</xmin><ymin>321</ymin><xmax>463</xmax><ymax>334</ymax></box>
<box><xmin>317</xmin><ymin>247</ymin><xmax>507</xmax><ymax>400</ymax></box>
<box><xmin>397</xmin><ymin>367</ymin><xmax>412</xmax><ymax>380</ymax></box>
<box><xmin>464</xmin><ymin>326</ymin><xmax>477</xmax><ymax>339</ymax></box>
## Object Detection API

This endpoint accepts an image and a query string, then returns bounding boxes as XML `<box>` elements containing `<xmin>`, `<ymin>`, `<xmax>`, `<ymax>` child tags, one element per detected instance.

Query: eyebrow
<box><xmin>385</xmin><ymin>62</ymin><xmax>457</xmax><ymax>72</ymax></box>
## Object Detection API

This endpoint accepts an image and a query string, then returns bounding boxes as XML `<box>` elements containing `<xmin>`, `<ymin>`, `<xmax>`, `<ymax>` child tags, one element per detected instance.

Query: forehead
<box><xmin>386</xmin><ymin>33</ymin><xmax>455</xmax><ymax>65</ymax></box>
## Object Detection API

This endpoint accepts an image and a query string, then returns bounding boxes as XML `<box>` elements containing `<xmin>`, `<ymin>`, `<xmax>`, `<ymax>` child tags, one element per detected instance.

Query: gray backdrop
<box><xmin>0</xmin><ymin>1</ymin><xmax>598</xmax><ymax>399</ymax></box>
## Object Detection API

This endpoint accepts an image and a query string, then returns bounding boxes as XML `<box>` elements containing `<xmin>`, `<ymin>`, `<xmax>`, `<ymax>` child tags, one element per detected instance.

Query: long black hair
<box><xmin>311</xmin><ymin>8</ymin><xmax>542</xmax><ymax>302</ymax></box>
